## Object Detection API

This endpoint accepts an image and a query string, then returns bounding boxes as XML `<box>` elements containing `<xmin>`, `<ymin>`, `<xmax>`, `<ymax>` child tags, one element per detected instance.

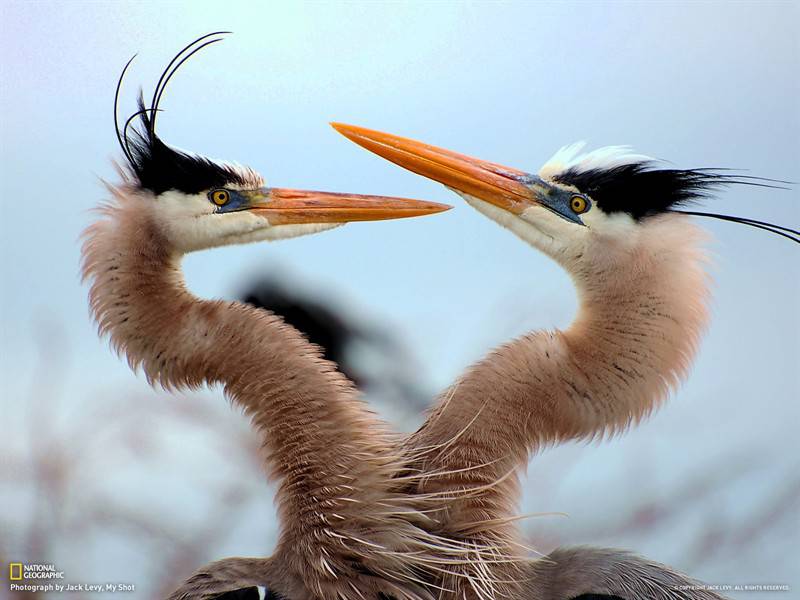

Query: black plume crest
<box><xmin>554</xmin><ymin>161</ymin><xmax>797</xmax><ymax>244</ymax></box>
<box><xmin>113</xmin><ymin>32</ymin><xmax>248</xmax><ymax>195</ymax></box>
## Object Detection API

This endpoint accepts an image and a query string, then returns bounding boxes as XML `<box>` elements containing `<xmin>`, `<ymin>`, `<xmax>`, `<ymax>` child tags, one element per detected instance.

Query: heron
<box><xmin>81</xmin><ymin>34</ymin><xmax>461</xmax><ymax>600</ymax></box>
<box><xmin>332</xmin><ymin>123</ymin><xmax>796</xmax><ymax>599</ymax></box>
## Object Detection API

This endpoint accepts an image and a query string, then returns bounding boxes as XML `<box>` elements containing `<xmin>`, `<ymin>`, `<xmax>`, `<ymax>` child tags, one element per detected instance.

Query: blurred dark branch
<box><xmin>240</xmin><ymin>275</ymin><xmax>432</xmax><ymax>412</ymax></box>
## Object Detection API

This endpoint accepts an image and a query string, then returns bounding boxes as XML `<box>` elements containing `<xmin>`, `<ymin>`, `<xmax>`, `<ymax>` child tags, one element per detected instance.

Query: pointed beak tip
<box><xmin>389</xmin><ymin>199</ymin><xmax>453</xmax><ymax>219</ymax></box>
<box><xmin>330</xmin><ymin>121</ymin><xmax>361</xmax><ymax>141</ymax></box>
<box><xmin>424</xmin><ymin>202</ymin><xmax>453</xmax><ymax>215</ymax></box>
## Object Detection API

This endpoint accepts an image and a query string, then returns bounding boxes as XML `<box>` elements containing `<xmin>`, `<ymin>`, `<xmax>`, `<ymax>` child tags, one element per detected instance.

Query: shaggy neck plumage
<box><xmin>405</xmin><ymin>216</ymin><xmax>710</xmax><ymax>596</ymax></box>
<box><xmin>82</xmin><ymin>186</ymin><xmax>438</xmax><ymax>600</ymax></box>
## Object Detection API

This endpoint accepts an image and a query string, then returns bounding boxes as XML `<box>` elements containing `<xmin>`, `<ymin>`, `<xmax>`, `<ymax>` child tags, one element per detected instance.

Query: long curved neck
<box><xmin>82</xmin><ymin>189</ymin><xmax>431</xmax><ymax>598</ymax></box>
<box><xmin>407</xmin><ymin>217</ymin><xmax>710</xmax><ymax>541</ymax></box>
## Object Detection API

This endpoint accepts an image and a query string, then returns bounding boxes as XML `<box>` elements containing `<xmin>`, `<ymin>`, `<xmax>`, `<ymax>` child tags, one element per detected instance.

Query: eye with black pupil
<box><xmin>570</xmin><ymin>194</ymin><xmax>588</xmax><ymax>214</ymax></box>
<box><xmin>210</xmin><ymin>189</ymin><xmax>230</xmax><ymax>206</ymax></box>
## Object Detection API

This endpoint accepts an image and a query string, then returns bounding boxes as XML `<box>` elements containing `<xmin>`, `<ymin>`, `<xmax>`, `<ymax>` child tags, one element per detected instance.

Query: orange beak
<box><xmin>243</xmin><ymin>188</ymin><xmax>450</xmax><ymax>225</ymax></box>
<box><xmin>331</xmin><ymin>123</ymin><xmax>542</xmax><ymax>215</ymax></box>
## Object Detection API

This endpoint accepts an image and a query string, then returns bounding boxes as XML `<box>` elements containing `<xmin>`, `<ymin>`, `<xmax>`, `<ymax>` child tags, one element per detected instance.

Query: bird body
<box><xmin>333</xmin><ymin>124</ymin><xmax>794</xmax><ymax>599</ymax></box>
<box><xmin>525</xmin><ymin>547</ymin><xmax>722</xmax><ymax>599</ymax></box>
<box><xmin>409</xmin><ymin>209</ymin><xmax>710</xmax><ymax>509</ymax></box>
<box><xmin>410</xmin><ymin>202</ymin><xmax>712</xmax><ymax>599</ymax></box>
<box><xmin>82</xmin><ymin>176</ymin><xmax>439</xmax><ymax>600</ymax></box>
<box><xmin>84</xmin><ymin>33</ymin><xmax>795</xmax><ymax>600</ymax></box>
<box><xmin>83</xmin><ymin>36</ymin><xmax>458</xmax><ymax>600</ymax></box>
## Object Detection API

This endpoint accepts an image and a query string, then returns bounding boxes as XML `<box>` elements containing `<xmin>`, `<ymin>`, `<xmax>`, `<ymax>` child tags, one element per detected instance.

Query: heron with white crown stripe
<box><xmin>333</xmin><ymin>122</ymin><xmax>796</xmax><ymax>600</ymax></box>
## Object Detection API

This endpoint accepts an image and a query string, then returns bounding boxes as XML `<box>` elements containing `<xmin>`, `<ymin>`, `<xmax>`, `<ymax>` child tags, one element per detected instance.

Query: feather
<box><xmin>114</xmin><ymin>32</ymin><xmax>249</xmax><ymax>195</ymax></box>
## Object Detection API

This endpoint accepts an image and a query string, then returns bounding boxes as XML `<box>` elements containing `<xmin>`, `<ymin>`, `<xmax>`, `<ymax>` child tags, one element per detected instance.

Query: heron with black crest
<box><xmin>82</xmin><ymin>33</ymin><xmax>463</xmax><ymax>600</ymax></box>
<box><xmin>333</xmin><ymin>122</ymin><xmax>796</xmax><ymax>600</ymax></box>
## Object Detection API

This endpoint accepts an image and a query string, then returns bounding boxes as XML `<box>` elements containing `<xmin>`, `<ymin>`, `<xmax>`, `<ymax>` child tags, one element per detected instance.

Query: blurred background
<box><xmin>1</xmin><ymin>1</ymin><xmax>798</xmax><ymax>598</ymax></box>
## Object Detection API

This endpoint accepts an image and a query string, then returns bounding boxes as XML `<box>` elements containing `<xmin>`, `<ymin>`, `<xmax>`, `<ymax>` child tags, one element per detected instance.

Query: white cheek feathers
<box><xmin>457</xmin><ymin>190</ymin><xmax>582</xmax><ymax>262</ymax></box>
<box><xmin>230</xmin><ymin>222</ymin><xmax>344</xmax><ymax>244</ymax></box>
<box><xmin>152</xmin><ymin>191</ymin><xmax>213</xmax><ymax>252</ymax></box>
<box><xmin>152</xmin><ymin>190</ymin><xmax>269</xmax><ymax>252</ymax></box>
<box><xmin>149</xmin><ymin>190</ymin><xmax>346</xmax><ymax>252</ymax></box>
<box><xmin>581</xmin><ymin>205</ymin><xmax>635</xmax><ymax>232</ymax></box>
<box><xmin>580</xmin><ymin>205</ymin><xmax>640</xmax><ymax>253</ymax></box>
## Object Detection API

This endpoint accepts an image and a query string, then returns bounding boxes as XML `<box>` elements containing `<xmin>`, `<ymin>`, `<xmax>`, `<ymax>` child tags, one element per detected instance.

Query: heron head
<box><xmin>113</xmin><ymin>36</ymin><xmax>449</xmax><ymax>255</ymax></box>
<box><xmin>331</xmin><ymin>124</ymin><xmax>795</xmax><ymax>275</ymax></box>
<box><xmin>126</xmin><ymin>142</ymin><xmax>448</xmax><ymax>253</ymax></box>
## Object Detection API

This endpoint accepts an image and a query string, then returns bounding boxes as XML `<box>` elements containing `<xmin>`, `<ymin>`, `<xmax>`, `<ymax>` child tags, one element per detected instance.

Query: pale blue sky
<box><xmin>2</xmin><ymin>1</ymin><xmax>798</xmax><ymax>595</ymax></box>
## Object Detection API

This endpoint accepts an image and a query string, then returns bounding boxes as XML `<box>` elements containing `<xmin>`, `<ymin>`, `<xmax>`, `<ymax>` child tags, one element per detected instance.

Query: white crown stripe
<box><xmin>539</xmin><ymin>142</ymin><xmax>654</xmax><ymax>181</ymax></box>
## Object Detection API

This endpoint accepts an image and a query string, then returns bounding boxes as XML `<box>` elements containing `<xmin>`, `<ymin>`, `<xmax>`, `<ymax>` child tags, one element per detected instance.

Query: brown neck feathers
<box><xmin>82</xmin><ymin>186</ymin><xmax>441</xmax><ymax>599</ymax></box>
<box><xmin>404</xmin><ymin>216</ymin><xmax>711</xmax><ymax>596</ymax></box>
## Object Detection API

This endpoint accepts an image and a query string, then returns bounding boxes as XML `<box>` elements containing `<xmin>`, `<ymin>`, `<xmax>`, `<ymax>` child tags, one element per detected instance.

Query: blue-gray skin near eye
<box><xmin>210</xmin><ymin>189</ymin><xmax>251</xmax><ymax>213</ymax></box>
<box><xmin>516</xmin><ymin>174</ymin><xmax>590</xmax><ymax>225</ymax></box>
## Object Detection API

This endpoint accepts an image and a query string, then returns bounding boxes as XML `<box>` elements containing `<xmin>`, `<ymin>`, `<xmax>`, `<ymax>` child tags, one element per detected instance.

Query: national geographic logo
<box><xmin>5</xmin><ymin>562</ymin><xmax>135</xmax><ymax>593</ymax></box>
<box><xmin>8</xmin><ymin>563</ymin><xmax>65</xmax><ymax>580</ymax></box>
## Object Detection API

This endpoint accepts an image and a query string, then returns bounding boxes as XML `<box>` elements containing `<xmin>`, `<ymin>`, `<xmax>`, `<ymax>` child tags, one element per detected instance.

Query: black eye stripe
<box><xmin>554</xmin><ymin>162</ymin><xmax>789</xmax><ymax>221</ymax></box>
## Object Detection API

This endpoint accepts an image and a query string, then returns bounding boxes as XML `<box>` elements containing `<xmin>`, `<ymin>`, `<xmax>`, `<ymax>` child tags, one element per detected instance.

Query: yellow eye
<box><xmin>570</xmin><ymin>194</ymin><xmax>589</xmax><ymax>214</ymax></box>
<box><xmin>210</xmin><ymin>189</ymin><xmax>230</xmax><ymax>206</ymax></box>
